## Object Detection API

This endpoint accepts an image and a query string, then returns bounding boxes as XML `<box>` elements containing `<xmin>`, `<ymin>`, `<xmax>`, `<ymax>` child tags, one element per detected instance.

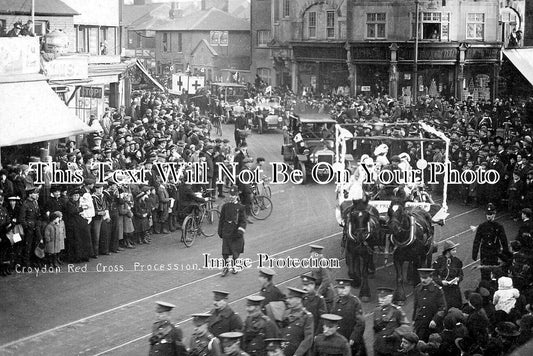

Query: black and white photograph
<box><xmin>1</xmin><ymin>0</ymin><xmax>533</xmax><ymax>355</ymax></box>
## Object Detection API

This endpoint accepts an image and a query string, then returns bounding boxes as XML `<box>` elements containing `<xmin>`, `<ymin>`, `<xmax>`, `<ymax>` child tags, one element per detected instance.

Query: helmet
<box><xmin>486</xmin><ymin>203</ymin><xmax>496</xmax><ymax>214</ymax></box>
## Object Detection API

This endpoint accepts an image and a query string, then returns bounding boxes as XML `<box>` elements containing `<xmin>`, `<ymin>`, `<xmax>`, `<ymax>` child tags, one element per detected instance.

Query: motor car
<box><xmin>210</xmin><ymin>82</ymin><xmax>246</xmax><ymax>123</ymax></box>
<box><xmin>281</xmin><ymin>113</ymin><xmax>337</xmax><ymax>184</ymax></box>
<box><xmin>250</xmin><ymin>96</ymin><xmax>284</xmax><ymax>134</ymax></box>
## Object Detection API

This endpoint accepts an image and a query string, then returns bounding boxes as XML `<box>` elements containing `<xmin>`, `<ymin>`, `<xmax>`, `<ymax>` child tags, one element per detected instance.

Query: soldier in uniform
<box><xmin>373</xmin><ymin>287</ymin><xmax>410</xmax><ymax>356</ymax></box>
<box><xmin>219</xmin><ymin>332</ymin><xmax>249</xmax><ymax>356</ymax></box>
<box><xmin>312</xmin><ymin>314</ymin><xmax>351</xmax><ymax>356</ymax></box>
<box><xmin>148</xmin><ymin>301</ymin><xmax>187</xmax><ymax>356</ymax></box>
<box><xmin>412</xmin><ymin>268</ymin><xmax>446</xmax><ymax>342</ymax></box>
<box><xmin>242</xmin><ymin>295</ymin><xmax>280</xmax><ymax>356</ymax></box>
<box><xmin>188</xmin><ymin>313</ymin><xmax>223</xmax><ymax>356</ymax></box>
<box><xmin>472</xmin><ymin>203</ymin><xmax>509</xmax><ymax>281</ymax></box>
<box><xmin>19</xmin><ymin>186</ymin><xmax>41</xmax><ymax>267</ymax></box>
<box><xmin>264</xmin><ymin>338</ymin><xmax>286</xmax><ymax>356</ymax></box>
<box><xmin>218</xmin><ymin>186</ymin><xmax>247</xmax><ymax>276</ymax></box>
<box><xmin>258</xmin><ymin>268</ymin><xmax>285</xmax><ymax>313</ymax></box>
<box><xmin>300</xmin><ymin>275</ymin><xmax>327</xmax><ymax>335</ymax></box>
<box><xmin>280</xmin><ymin>287</ymin><xmax>314</xmax><ymax>356</ymax></box>
<box><xmin>309</xmin><ymin>245</ymin><xmax>336</xmax><ymax>312</ymax></box>
<box><xmin>208</xmin><ymin>290</ymin><xmax>244</xmax><ymax>337</ymax></box>
<box><xmin>331</xmin><ymin>279</ymin><xmax>365</xmax><ymax>356</ymax></box>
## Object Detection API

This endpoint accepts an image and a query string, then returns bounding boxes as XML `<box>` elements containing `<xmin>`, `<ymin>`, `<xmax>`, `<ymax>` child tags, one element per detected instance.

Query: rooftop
<box><xmin>0</xmin><ymin>0</ymin><xmax>79</xmax><ymax>16</ymax></box>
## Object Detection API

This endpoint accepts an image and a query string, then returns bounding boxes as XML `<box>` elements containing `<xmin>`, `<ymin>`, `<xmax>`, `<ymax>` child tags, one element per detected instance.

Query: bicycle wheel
<box><xmin>181</xmin><ymin>215</ymin><xmax>197</xmax><ymax>247</ymax></box>
<box><xmin>251</xmin><ymin>195</ymin><xmax>273</xmax><ymax>220</ymax></box>
<box><xmin>263</xmin><ymin>185</ymin><xmax>272</xmax><ymax>199</ymax></box>
<box><xmin>200</xmin><ymin>209</ymin><xmax>220</xmax><ymax>237</ymax></box>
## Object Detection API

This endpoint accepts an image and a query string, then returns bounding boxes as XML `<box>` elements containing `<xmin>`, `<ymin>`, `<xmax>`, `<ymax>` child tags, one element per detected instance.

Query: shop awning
<box><xmin>503</xmin><ymin>48</ymin><xmax>533</xmax><ymax>87</ymax></box>
<box><xmin>0</xmin><ymin>79</ymin><xmax>95</xmax><ymax>146</ymax></box>
<box><xmin>135</xmin><ymin>59</ymin><xmax>165</xmax><ymax>92</ymax></box>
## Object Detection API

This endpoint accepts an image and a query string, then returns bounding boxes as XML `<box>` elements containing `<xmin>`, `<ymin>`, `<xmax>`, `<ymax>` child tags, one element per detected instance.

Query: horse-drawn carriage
<box><xmin>334</xmin><ymin>121</ymin><xmax>450</xmax><ymax>302</ymax></box>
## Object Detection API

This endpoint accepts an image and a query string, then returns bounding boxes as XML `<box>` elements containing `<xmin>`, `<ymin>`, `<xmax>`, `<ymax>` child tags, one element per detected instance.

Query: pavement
<box><xmin>0</xmin><ymin>124</ymin><xmax>520</xmax><ymax>355</ymax></box>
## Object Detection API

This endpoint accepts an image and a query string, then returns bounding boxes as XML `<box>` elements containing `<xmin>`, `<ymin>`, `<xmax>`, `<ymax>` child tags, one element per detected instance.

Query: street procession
<box><xmin>2</xmin><ymin>0</ymin><xmax>533</xmax><ymax>356</ymax></box>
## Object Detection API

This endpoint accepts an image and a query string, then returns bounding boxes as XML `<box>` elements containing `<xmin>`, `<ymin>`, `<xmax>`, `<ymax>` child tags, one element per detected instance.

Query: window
<box><xmin>177</xmin><ymin>32</ymin><xmax>182</xmax><ymax>52</ymax></box>
<box><xmin>283</xmin><ymin>0</ymin><xmax>290</xmax><ymax>17</ymax></box>
<box><xmin>412</xmin><ymin>12</ymin><xmax>450</xmax><ymax>41</ymax></box>
<box><xmin>326</xmin><ymin>11</ymin><xmax>335</xmax><ymax>38</ymax></box>
<box><xmin>257</xmin><ymin>68</ymin><xmax>272</xmax><ymax>85</ymax></box>
<box><xmin>257</xmin><ymin>30</ymin><xmax>271</xmax><ymax>47</ymax></box>
<box><xmin>308</xmin><ymin>12</ymin><xmax>317</xmax><ymax>38</ymax></box>
<box><xmin>34</xmin><ymin>20</ymin><xmax>48</xmax><ymax>36</ymax></box>
<box><xmin>162</xmin><ymin>32</ymin><xmax>171</xmax><ymax>52</ymax></box>
<box><xmin>467</xmin><ymin>13</ymin><xmax>485</xmax><ymax>40</ymax></box>
<box><xmin>274</xmin><ymin>0</ymin><xmax>279</xmax><ymax>22</ymax></box>
<box><xmin>366</xmin><ymin>13</ymin><xmax>386</xmax><ymax>39</ymax></box>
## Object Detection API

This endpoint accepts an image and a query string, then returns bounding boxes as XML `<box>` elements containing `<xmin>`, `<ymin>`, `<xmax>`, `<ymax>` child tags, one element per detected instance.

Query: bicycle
<box><xmin>252</xmin><ymin>177</ymin><xmax>272</xmax><ymax>199</ymax></box>
<box><xmin>250</xmin><ymin>192</ymin><xmax>273</xmax><ymax>220</ymax></box>
<box><xmin>181</xmin><ymin>189</ymin><xmax>220</xmax><ymax>247</ymax></box>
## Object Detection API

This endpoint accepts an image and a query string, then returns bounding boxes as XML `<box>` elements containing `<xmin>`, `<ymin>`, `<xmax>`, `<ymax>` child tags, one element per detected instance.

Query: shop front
<box><xmin>291</xmin><ymin>42</ymin><xmax>348</xmax><ymax>95</ymax></box>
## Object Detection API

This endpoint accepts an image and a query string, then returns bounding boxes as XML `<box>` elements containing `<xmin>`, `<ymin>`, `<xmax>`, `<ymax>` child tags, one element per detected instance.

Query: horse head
<box><xmin>345</xmin><ymin>199</ymin><xmax>374</xmax><ymax>244</ymax></box>
<box><xmin>387</xmin><ymin>201</ymin><xmax>411</xmax><ymax>245</ymax></box>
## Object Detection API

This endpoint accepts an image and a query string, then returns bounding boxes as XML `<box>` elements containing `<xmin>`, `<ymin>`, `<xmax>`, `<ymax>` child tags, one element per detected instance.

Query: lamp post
<box><xmin>413</xmin><ymin>0</ymin><xmax>420</xmax><ymax>105</ymax></box>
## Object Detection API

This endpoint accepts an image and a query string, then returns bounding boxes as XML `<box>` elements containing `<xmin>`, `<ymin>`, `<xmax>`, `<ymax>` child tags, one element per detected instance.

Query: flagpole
<box><xmin>31</xmin><ymin>0</ymin><xmax>35</xmax><ymax>33</ymax></box>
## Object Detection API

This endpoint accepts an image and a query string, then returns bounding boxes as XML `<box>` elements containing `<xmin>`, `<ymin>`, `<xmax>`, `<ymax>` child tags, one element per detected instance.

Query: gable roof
<box><xmin>136</xmin><ymin>7</ymin><xmax>249</xmax><ymax>32</ymax></box>
<box><xmin>122</xmin><ymin>3</ymin><xmax>165</xmax><ymax>26</ymax></box>
<box><xmin>0</xmin><ymin>0</ymin><xmax>78</xmax><ymax>16</ymax></box>
<box><xmin>191</xmin><ymin>39</ymin><xmax>218</xmax><ymax>57</ymax></box>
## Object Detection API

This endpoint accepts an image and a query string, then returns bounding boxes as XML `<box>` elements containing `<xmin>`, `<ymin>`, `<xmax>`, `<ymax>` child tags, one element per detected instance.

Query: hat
<box><xmin>191</xmin><ymin>313</ymin><xmax>211</xmax><ymax>326</ymax></box>
<box><xmin>309</xmin><ymin>244</ymin><xmax>324</xmax><ymax>253</ymax></box>
<box><xmin>84</xmin><ymin>178</ymin><xmax>96</xmax><ymax>185</ymax></box>
<box><xmin>417</xmin><ymin>268</ymin><xmax>435</xmax><ymax>275</ymax></box>
<box><xmin>335</xmin><ymin>278</ymin><xmax>353</xmax><ymax>288</ymax></box>
<box><xmin>7</xmin><ymin>196</ymin><xmax>20</xmax><ymax>201</ymax></box>
<box><xmin>213</xmin><ymin>290</ymin><xmax>230</xmax><ymax>301</ymax></box>
<box><xmin>259</xmin><ymin>268</ymin><xmax>276</xmax><ymax>278</ymax></box>
<box><xmin>486</xmin><ymin>203</ymin><xmax>496</xmax><ymax>214</ymax></box>
<box><xmin>155</xmin><ymin>301</ymin><xmax>175</xmax><ymax>313</ymax></box>
<box><xmin>300</xmin><ymin>275</ymin><xmax>317</xmax><ymax>285</ymax></box>
<box><xmin>26</xmin><ymin>186</ymin><xmax>40</xmax><ymax>194</ymax></box>
<box><xmin>376</xmin><ymin>287</ymin><xmax>395</xmax><ymax>296</ymax></box>
<box><xmin>246</xmin><ymin>295</ymin><xmax>265</xmax><ymax>306</ymax></box>
<box><xmin>287</xmin><ymin>287</ymin><xmax>306</xmax><ymax>298</ymax></box>
<box><xmin>229</xmin><ymin>186</ymin><xmax>239</xmax><ymax>196</ymax></box>
<box><xmin>399</xmin><ymin>152</ymin><xmax>410</xmax><ymax>162</ymax></box>
<box><xmin>390</xmin><ymin>155</ymin><xmax>401</xmax><ymax>163</ymax></box>
<box><xmin>442</xmin><ymin>240</ymin><xmax>459</xmax><ymax>253</ymax></box>
<box><xmin>219</xmin><ymin>331</ymin><xmax>243</xmax><ymax>341</ymax></box>
<box><xmin>374</xmin><ymin>144</ymin><xmax>389</xmax><ymax>156</ymax></box>
<box><xmin>321</xmin><ymin>314</ymin><xmax>342</xmax><ymax>323</ymax></box>
<box><xmin>264</xmin><ymin>338</ymin><xmax>285</xmax><ymax>352</ymax></box>
<box><xmin>495</xmin><ymin>322</ymin><xmax>520</xmax><ymax>337</ymax></box>
<box><xmin>469</xmin><ymin>292</ymin><xmax>483</xmax><ymax>309</ymax></box>
<box><xmin>521</xmin><ymin>208</ymin><xmax>532</xmax><ymax>217</ymax></box>
<box><xmin>402</xmin><ymin>332</ymin><xmax>419</xmax><ymax>344</ymax></box>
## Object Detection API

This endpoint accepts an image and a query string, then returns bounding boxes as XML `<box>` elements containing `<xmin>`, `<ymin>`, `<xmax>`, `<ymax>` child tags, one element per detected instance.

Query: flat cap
<box><xmin>309</xmin><ymin>244</ymin><xmax>324</xmax><ymax>253</ymax></box>
<box><xmin>417</xmin><ymin>268</ymin><xmax>435</xmax><ymax>274</ymax></box>
<box><xmin>300</xmin><ymin>275</ymin><xmax>317</xmax><ymax>285</ymax></box>
<box><xmin>246</xmin><ymin>295</ymin><xmax>265</xmax><ymax>306</ymax></box>
<box><xmin>376</xmin><ymin>287</ymin><xmax>395</xmax><ymax>295</ymax></box>
<box><xmin>287</xmin><ymin>287</ymin><xmax>306</xmax><ymax>298</ymax></box>
<box><xmin>321</xmin><ymin>314</ymin><xmax>342</xmax><ymax>322</ymax></box>
<box><xmin>264</xmin><ymin>338</ymin><xmax>286</xmax><ymax>351</ymax></box>
<box><xmin>155</xmin><ymin>301</ymin><xmax>175</xmax><ymax>313</ymax></box>
<box><xmin>259</xmin><ymin>267</ymin><xmax>276</xmax><ymax>277</ymax></box>
<box><xmin>335</xmin><ymin>278</ymin><xmax>353</xmax><ymax>287</ymax></box>
<box><xmin>191</xmin><ymin>313</ymin><xmax>211</xmax><ymax>325</ymax></box>
<box><xmin>219</xmin><ymin>331</ymin><xmax>243</xmax><ymax>340</ymax></box>
<box><xmin>213</xmin><ymin>290</ymin><xmax>230</xmax><ymax>300</ymax></box>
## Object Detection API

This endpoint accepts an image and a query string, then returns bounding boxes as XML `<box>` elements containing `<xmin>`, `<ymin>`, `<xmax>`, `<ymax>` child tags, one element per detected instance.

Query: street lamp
<box><xmin>413</xmin><ymin>0</ymin><xmax>420</xmax><ymax>104</ymax></box>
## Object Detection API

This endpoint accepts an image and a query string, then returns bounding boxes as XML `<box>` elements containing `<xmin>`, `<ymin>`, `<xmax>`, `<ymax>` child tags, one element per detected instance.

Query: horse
<box><xmin>387</xmin><ymin>200</ymin><xmax>436</xmax><ymax>303</ymax></box>
<box><xmin>341</xmin><ymin>198</ymin><xmax>382</xmax><ymax>302</ymax></box>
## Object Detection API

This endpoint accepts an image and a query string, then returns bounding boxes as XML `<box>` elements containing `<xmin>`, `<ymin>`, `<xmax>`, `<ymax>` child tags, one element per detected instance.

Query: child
<box><xmin>44</xmin><ymin>211</ymin><xmax>65</xmax><ymax>267</ymax></box>
<box><xmin>119</xmin><ymin>193</ymin><xmax>135</xmax><ymax>248</ymax></box>
<box><xmin>493</xmin><ymin>276</ymin><xmax>520</xmax><ymax>314</ymax></box>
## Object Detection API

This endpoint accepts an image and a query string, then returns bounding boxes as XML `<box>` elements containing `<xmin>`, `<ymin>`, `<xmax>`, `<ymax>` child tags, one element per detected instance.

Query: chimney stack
<box><xmin>169</xmin><ymin>2</ymin><xmax>182</xmax><ymax>19</ymax></box>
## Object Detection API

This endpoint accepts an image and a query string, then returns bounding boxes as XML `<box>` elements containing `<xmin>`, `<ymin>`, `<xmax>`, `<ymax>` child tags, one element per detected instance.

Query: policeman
<box><xmin>19</xmin><ymin>186</ymin><xmax>41</xmax><ymax>267</ymax></box>
<box><xmin>218</xmin><ymin>187</ymin><xmax>247</xmax><ymax>276</ymax></box>
<box><xmin>149</xmin><ymin>301</ymin><xmax>187</xmax><ymax>356</ymax></box>
<box><xmin>412</xmin><ymin>268</ymin><xmax>446</xmax><ymax>342</ymax></box>
<box><xmin>264</xmin><ymin>338</ymin><xmax>286</xmax><ymax>356</ymax></box>
<box><xmin>331</xmin><ymin>279</ymin><xmax>365</xmax><ymax>356</ymax></box>
<box><xmin>472</xmin><ymin>203</ymin><xmax>509</xmax><ymax>281</ymax></box>
<box><xmin>309</xmin><ymin>245</ymin><xmax>336</xmax><ymax>311</ymax></box>
<box><xmin>208</xmin><ymin>290</ymin><xmax>244</xmax><ymax>337</ymax></box>
<box><xmin>242</xmin><ymin>296</ymin><xmax>280</xmax><ymax>356</ymax></box>
<box><xmin>280</xmin><ymin>287</ymin><xmax>314</xmax><ymax>356</ymax></box>
<box><xmin>312</xmin><ymin>314</ymin><xmax>351</xmax><ymax>356</ymax></box>
<box><xmin>373</xmin><ymin>287</ymin><xmax>409</xmax><ymax>356</ymax></box>
<box><xmin>300</xmin><ymin>275</ymin><xmax>327</xmax><ymax>335</ymax></box>
<box><xmin>258</xmin><ymin>268</ymin><xmax>285</xmax><ymax>314</ymax></box>
<box><xmin>219</xmin><ymin>332</ymin><xmax>249</xmax><ymax>356</ymax></box>
<box><xmin>188</xmin><ymin>313</ymin><xmax>223</xmax><ymax>356</ymax></box>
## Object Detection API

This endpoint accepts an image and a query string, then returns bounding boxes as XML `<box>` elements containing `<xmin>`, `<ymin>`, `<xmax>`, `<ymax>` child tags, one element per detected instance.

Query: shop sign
<box><xmin>42</xmin><ymin>56</ymin><xmax>89</xmax><ymax>81</ymax></box>
<box><xmin>361</xmin><ymin>86</ymin><xmax>371</xmax><ymax>92</ymax></box>
<box><xmin>294</xmin><ymin>46</ymin><xmax>346</xmax><ymax>61</ymax></box>
<box><xmin>80</xmin><ymin>86</ymin><xmax>103</xmax><ymax>99</ymax></box>
<box><xmin>0</xmin><ymin>37</ymin><xmax>40</xmax><ymax>75</ymax></box>
<box><xmin>398</xmin><ymin>47</ymin><xmax>457</xmax><ymax>61</ymax></box>
<box><xmin>465</xmin><ymin>47</ymin><xmax>500</xmax><ymax>60</ymax></box>
<box><xmin>352</xmin><ymin>46</ymin><xmax>388</xmax><ymax>61</ymax></box>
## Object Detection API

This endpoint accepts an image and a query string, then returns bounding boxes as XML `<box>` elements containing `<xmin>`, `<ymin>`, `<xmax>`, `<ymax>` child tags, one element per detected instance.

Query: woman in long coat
<box><xmin>432</xmin><ymin>240</ymin><xmax>464</xmax><ymax>309</ymax></box>
<box><xmin>64</xmin><ymin>189</ymin><xmax>93</xmax><ymax>263</ymax></box>
<box><xmin>218</xmin><ymin>187</ymin><xmax>247</xmax><ymax>276</ymax></box>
